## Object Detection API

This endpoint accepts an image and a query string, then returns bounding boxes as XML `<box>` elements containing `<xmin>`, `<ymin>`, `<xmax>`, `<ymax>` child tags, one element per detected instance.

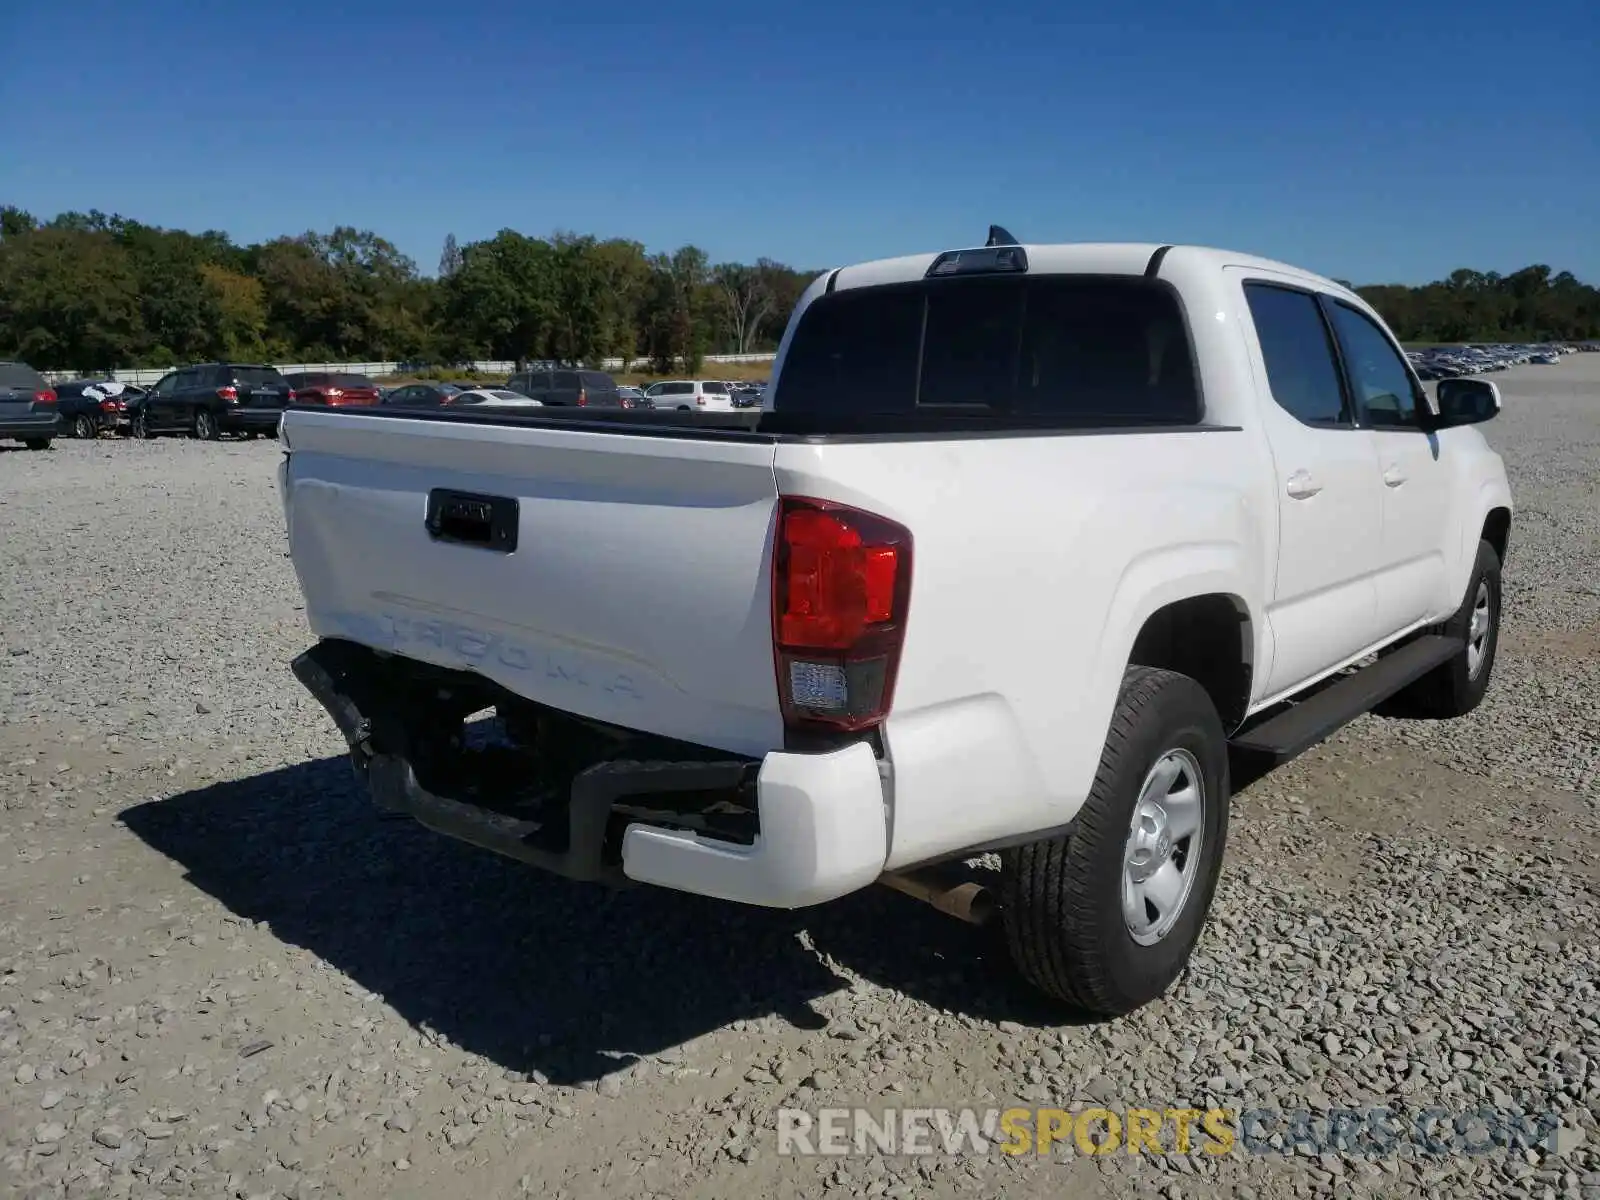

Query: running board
<box><xmin>1230</xmin><ymin>635</ymin><xmax>1462</xmax><ymax>763</ymax></box>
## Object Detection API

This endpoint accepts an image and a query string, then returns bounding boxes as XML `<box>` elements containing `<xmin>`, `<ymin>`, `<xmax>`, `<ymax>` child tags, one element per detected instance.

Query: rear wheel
<box><xmin>71</xmin><ymin>414</ymin><xmax>96</xmax><ymax>439</ymax></box>
<box><xmin>193</xmin><ymin>409</ymin><xmax>220</xmax><ymax>441</ymax></box>
<box><xmin>131</xmin><ymin>410</ymin><xmax>152</xmax><ymax>439</ymax></box>
<box><xmin>1002</xmin><ymin>666</ymin><xmax>1230</xmax><ymax>1016</ymax></box>
<box><xmin>23</xmin><ymin>438</ymin><xmax>51</xmax><ymax>451</ymax></box>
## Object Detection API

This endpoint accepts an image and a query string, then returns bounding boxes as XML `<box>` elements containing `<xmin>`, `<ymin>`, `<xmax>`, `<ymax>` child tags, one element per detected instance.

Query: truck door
<box><xmin>1230</xmin><ymin>271</ymin><xmax>1388</xmax><ymax>698</ymax></box>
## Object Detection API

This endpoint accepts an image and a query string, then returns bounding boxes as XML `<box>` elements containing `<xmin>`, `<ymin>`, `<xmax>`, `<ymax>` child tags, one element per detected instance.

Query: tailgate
<box><xmin>280</xmin><ymin>409</ymin><xmax>786</xmax><ymax>757</ymax></box>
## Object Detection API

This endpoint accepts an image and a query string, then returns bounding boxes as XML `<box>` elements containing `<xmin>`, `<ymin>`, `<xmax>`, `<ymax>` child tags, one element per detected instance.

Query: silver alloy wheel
<box><xmin>1122</xmin><ymin>748</ymin><xmax>1205</xmax><ymax>946</ymax></box>
<box><xmin>1466</xmin><ymin>580</ymin><xmax>1492</xmax><ymax>679</ymax></box>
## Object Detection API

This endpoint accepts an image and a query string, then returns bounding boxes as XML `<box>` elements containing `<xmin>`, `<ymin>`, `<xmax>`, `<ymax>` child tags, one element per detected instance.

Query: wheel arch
<box><xmin>1482</xmin><ymin>506</ymin><xmax>1511</xmax><ymax>566</ymax></box>
<box><xmin>1127</xmin><ymin>593</ymin><xmax>1255</xmax><ymax>733</ymax></box>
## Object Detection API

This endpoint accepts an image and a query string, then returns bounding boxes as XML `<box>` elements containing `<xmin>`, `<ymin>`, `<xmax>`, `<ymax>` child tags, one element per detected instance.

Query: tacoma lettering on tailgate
<box><xmin>333</xmin><ymin>609</ymin><xmax>644</xmax><ymax>701</ymax></box>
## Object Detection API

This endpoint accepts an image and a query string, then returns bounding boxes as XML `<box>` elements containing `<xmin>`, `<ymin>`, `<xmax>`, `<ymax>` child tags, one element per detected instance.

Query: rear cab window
<box><xmin>701</xmin><ymin>381</ymin><xmax>730</xmax><ymax>394</ymax></box>
<box><xmin>772</xmin><ymin>275</ymin><xmax>1201</xmax><ymax>427</ymax></box>
<box><xmin>0</xmin><ymin>363</ymin><xmax>48</xmax><ymax>390</ymax></box>
<box><xmin>580</xmin><ymin>371</ymin><xmax>616</xmax><ymax>392</ymax></box>
<box><xmin>230</xmin><ymin>366</ymin><xmax>287</xmax><ymax>388</ymax></box>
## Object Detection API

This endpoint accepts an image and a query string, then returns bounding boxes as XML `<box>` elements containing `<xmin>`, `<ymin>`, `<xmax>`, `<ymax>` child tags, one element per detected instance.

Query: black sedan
<box><xmin>382</xmin><ymin>382</ymin><xmax>468</xmax><ymax>408</ymax></box>
<box><xmin>53</xmin><ymin>379</ymin><xmax>136</xmax><ymax>438</ymax></box>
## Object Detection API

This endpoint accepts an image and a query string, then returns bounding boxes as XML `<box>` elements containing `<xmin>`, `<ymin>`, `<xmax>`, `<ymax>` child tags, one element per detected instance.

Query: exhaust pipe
<box><xmin>878</xmin><ymin>870</ymin><xmax>995</xmax><ymax>925</ymax></box>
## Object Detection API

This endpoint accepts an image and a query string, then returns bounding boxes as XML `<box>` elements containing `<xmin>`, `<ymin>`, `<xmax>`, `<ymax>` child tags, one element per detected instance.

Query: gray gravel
<box><xmin>1</xmin><ymin>362</ymin><xmax>1597</xmax><ymax>1200</ymax></box>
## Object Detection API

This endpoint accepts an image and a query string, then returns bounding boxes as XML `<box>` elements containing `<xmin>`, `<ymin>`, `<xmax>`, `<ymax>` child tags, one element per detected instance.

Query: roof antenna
<box><xmin>986</xmin><ymin>225</ymin><xmax>1019</xmax><ymax>247</ymax></box>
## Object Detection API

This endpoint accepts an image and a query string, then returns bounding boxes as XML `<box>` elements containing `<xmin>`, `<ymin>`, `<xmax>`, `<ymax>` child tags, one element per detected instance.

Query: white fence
<box><xmin>44</xmin><ymin>352</ymin><xmax>777</xmax><ymax>388</ymax></box>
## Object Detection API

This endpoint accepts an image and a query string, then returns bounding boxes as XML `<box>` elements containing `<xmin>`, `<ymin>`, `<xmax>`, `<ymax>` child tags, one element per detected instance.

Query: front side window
<box><xmin>1243</xmin><ymin>284</ymin><xmax>1351</xmax><ymax>427</ymax></box>
<box><xmin>1327</xmin><ymin>303</ymin><xmax>1420</xmax><ymax>429</ymax></box>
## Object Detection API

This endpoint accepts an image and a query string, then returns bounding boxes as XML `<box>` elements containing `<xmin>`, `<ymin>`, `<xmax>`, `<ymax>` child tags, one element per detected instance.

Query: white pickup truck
<box><xmin>278</xmin><ymin>236</ymin><xmax>1512</xmax><ymax>1015</ymax></box>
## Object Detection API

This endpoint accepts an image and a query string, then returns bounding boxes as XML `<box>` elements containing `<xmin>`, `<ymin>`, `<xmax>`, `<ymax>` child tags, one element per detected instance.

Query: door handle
<box><xmin>1285</xmin><ymin>470</ymin><xmax>1322</xmax><ymax>500</ymax></box>
<box><xmin>1383</xmin><ymin>465</ymin><xmax>1407</xmax><ymax>487</ymax></box>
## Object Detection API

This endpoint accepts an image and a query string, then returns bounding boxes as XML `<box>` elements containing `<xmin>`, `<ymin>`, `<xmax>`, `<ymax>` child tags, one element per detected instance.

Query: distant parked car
<box><xmin>382</xmin><ymin>382</ymin><xmax>467</xmax><ymax>408</ymax></box>
<box><xmin>132</xmin><ymin>363</ymin><xmax>293</xmax><ymax>440</ymax></box>
<box><xmin>0</xmin><ymin>361</ymin><xmax>58</xmax><ymax>449</ymax></box>
<box><xmin>643</xmin><ymin>380</ymin><xmax>736</xmax><ymax>411</ymax></box>
<box><xmin>505</xmin><ymin>369</ymin><xmax>622</xmax><ymax>407</ymax></box>
<box><xmin>283</xmin><ymin>372</ymin><xmax>382</xmax><ymax>406</ymax></box>
<box><xmin>452</xmin><ymin>388</ymin><xmax>544</xmax><ymax>408</ymax></box>
<box><xmin>53</xmin><ymin>379</ymin><xmax>132</xmax><ymax>438</ymax></box>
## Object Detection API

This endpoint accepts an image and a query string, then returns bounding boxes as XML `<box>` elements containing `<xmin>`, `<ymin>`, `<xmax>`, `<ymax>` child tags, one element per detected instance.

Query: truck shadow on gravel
<box><xmin>122</xmin><ymin>754</ymin><xmax>1076</xmax><ymax>1085</ymax></box>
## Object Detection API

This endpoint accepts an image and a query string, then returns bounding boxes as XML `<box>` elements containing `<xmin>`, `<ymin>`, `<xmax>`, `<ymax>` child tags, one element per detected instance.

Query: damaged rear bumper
<box><xmin>290</xmin><ymin>638</ymin><xmax>888</xmax><ymax>908</ymax></box>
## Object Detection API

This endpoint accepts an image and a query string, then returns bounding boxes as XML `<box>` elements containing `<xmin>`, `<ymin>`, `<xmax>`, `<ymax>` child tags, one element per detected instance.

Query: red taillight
<box><xmin>577</xmin><ymin>389</ymin><xmax>588</xmax><ymax>407</ymax></box>
<box><xmin>325</xmin><ymin>387</ymin><xmax>342</xmax><ymax>400</ymax></box>
<box><xmin>217</xmin><ymin>386</ymin><xmax>238</xmax><ymax>402</ymax></box>
<box><xmin>696</xmin><ymin>394</ymin><xmax>707</xmax><ymax>406</ymax></box>
<box><xmin>34</xmin><ymin>389</ymin><xmax>56</xmax><ymax>405</ymax></box>
<box><xmin>99</xmin><ymin>399</ymin><xmax>123</xmax><ymax>412</ymax></box>
<box><xmin>772</xmin><ymin>497</ymin><xmax>912</xmax><ymax>732</ymax></box>
<box><xmin>287</xmin><ymin>389</ymin><xmax>298</xmax><ymax>403</ymax></box>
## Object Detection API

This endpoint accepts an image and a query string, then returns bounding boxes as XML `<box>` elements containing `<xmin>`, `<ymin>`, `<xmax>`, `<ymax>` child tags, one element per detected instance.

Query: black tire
<box><xmin>1381</xmin><ymin>540</ymin><xmax>1501</xmax><ymax>719</ymax></box>
<box><xmin>71</xmin><ymin>414</ymin><xmax>96</xmax><ymax>439</ymax></box>
<box><xmin>1002</xmin><ymin>666</ymin><xmax>1230</xmax><ymax>1016</ymax></box>
<box><xmin>23</xmin><ymin>438</ymin><xmax>52</xmax><ymax>451</ymax></box>
<box><xmin>131</xmin><ymin>410</ymin><xmax>152</xmax><ymax>439</ymax></box>
<box><xmin>193</xmin><ymin>408</ymin><xmax>220</xmax><ymax>441</ymax></box>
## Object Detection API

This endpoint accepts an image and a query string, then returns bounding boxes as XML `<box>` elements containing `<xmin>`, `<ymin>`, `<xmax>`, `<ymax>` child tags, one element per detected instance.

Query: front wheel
<box><xmin>23</xmin><ymin>438</ymin><xmax>52</xmax><ymax>451</ymax></box>
<box><xmin>131</xmin><ymin>410</ymin><xmax>152</xmax><ymax>439</ymax></box>
<box><xmin>1002</xmin><ymin>666</ymin><xmax>1230</xmax><ymax>1016</ymax></box>
<box><xmin>1381</xmin><ymin>540</ymin><xmax>1502</xmax><ymax>719</ymax></box>
<box><xmin>193</xmin><ymin>409</ymin><xmax>220</xmax><ymax>441</ymax></box>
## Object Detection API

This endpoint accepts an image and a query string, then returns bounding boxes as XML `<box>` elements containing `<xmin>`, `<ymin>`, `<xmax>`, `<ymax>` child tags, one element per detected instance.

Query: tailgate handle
<box><xmin>425</xmin><ymin>489</ymin><xmax>519</xmax><ymax>552</ymax></box>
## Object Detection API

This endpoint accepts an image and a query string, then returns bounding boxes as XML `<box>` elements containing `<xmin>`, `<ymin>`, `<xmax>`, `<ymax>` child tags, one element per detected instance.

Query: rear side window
<box><xmin>773</xmin><ymin>277</ymin><xmax>1199</xmax><ymax>425</ymax></box>
<box><xmin>701</xmin><ymin>381</ymin><xmax>729</xmax><ymax>394</ymax></box>
<box><xmin>553</xmin><ymin>371</ymin><xmax>579</xmax><ymax>389</ymax></box>
<box><xmin>1244</xmin><ymin>285</ymin><xmax>1350</xmax><ymax>426</ymax></box>
<box><xmin>0</xmin><ymin>363</ymin><xmax>47</xmax><ymax>389</ymax></box>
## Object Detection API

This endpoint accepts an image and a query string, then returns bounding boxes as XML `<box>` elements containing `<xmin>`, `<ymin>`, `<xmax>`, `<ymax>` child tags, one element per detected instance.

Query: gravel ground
<box><xmin>2</xmin><ymin>360</ymin><xmax>1597</xmax><ymax>1200</ymax></box>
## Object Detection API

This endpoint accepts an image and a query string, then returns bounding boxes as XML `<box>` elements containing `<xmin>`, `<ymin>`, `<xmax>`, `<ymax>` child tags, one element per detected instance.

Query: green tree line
<box><xmin>1</xmin><ymin>205</ymin><xmax>1595</xmax><ymax>373</ymax></box>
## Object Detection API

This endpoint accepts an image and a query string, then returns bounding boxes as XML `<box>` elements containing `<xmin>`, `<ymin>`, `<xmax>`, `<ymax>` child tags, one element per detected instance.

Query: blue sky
<box><xmin>2</xmin><ymin>0</ymin><xmax>1595</xmax><ymax>283</ymax></box>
